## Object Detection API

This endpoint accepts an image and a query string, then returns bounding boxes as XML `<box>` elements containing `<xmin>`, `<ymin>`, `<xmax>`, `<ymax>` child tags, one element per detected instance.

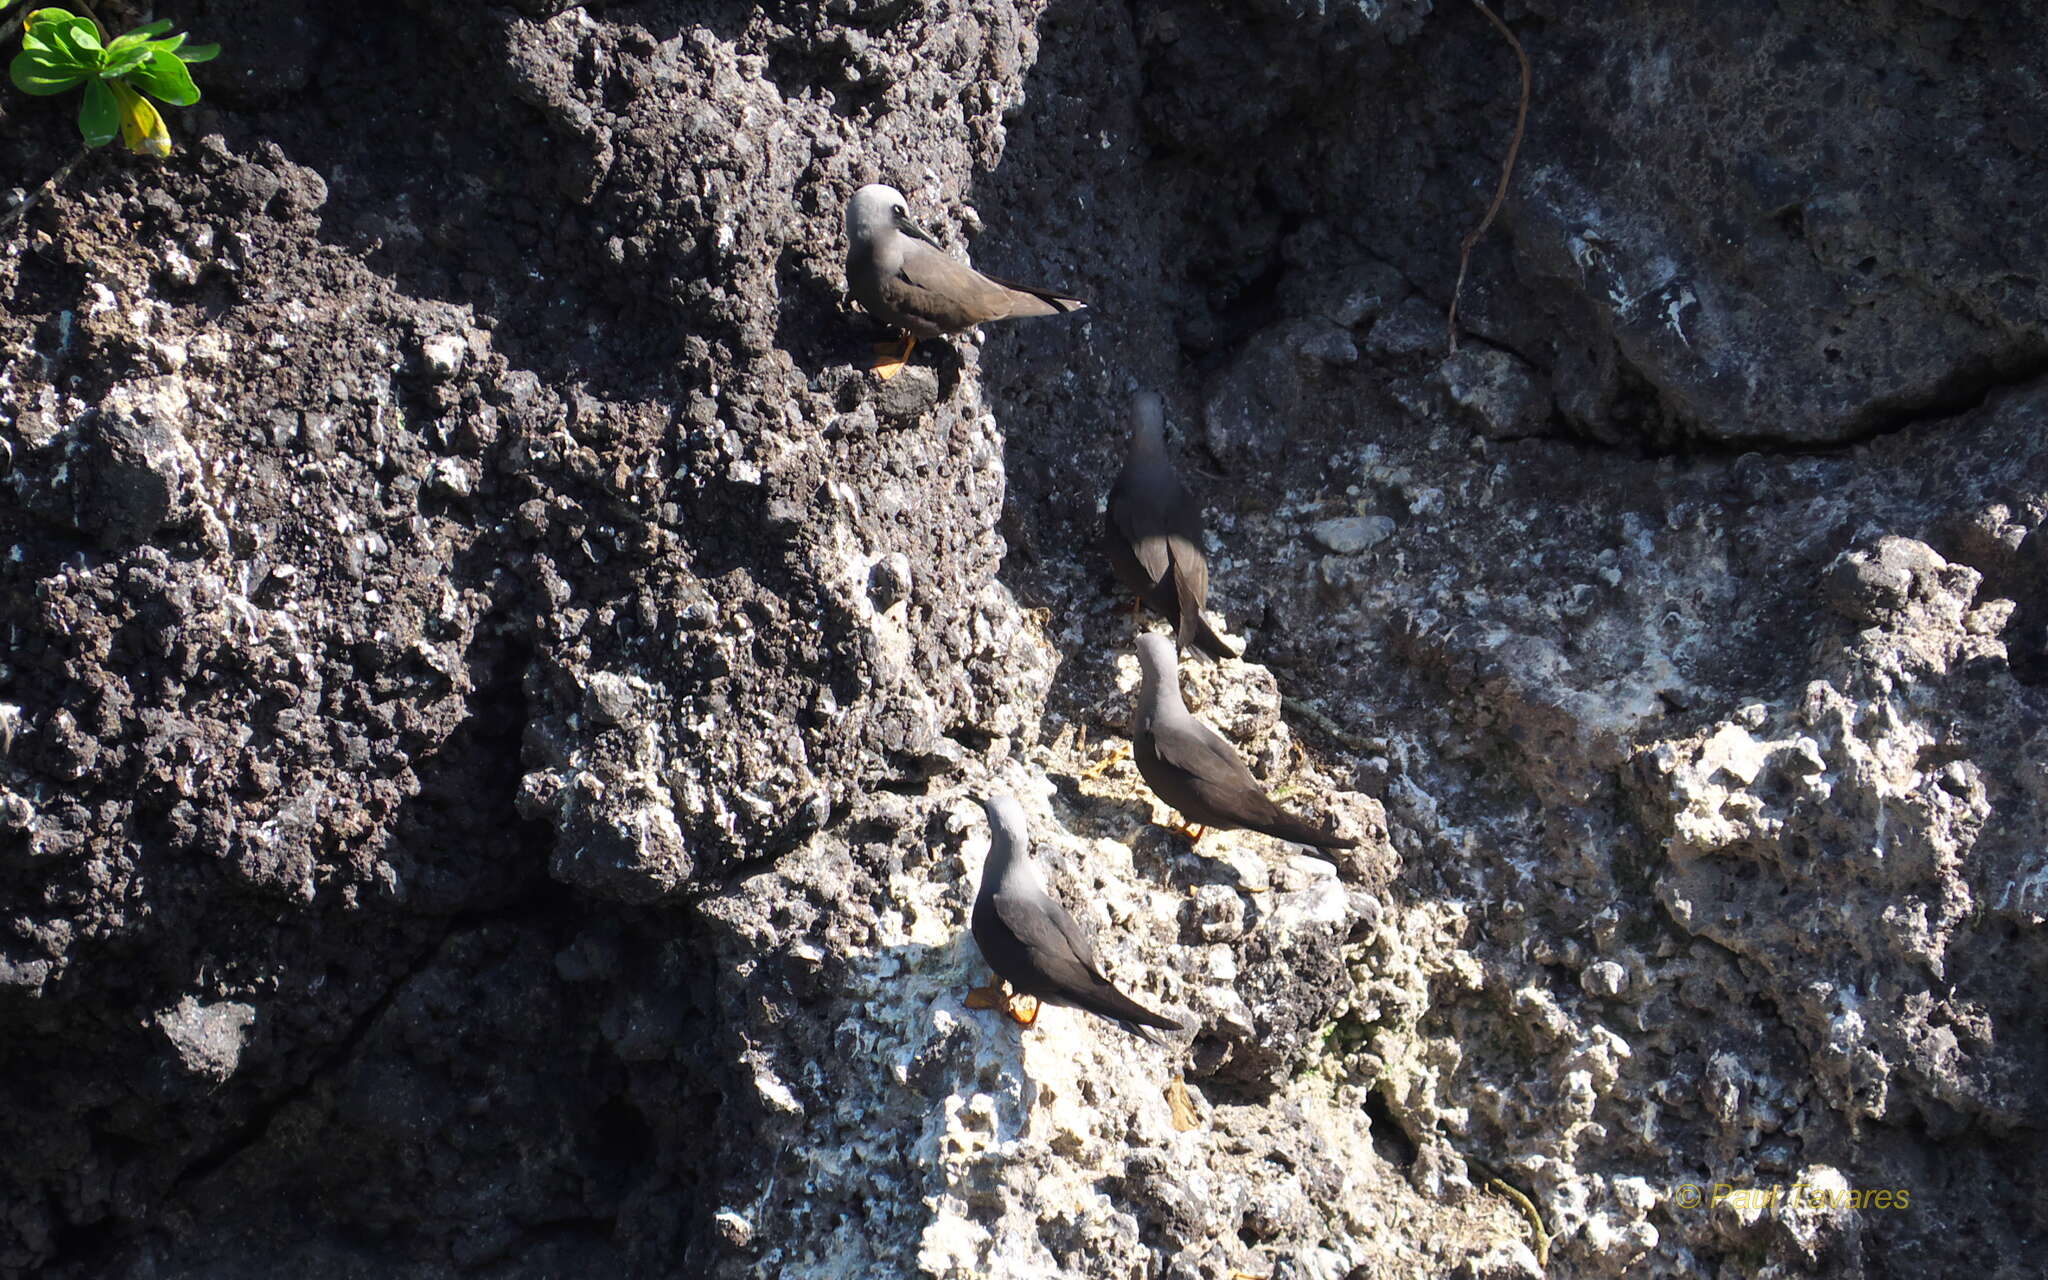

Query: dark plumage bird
<box><xmin>1103</xmin><ymin>391</ymin><xmax>1237</xmax><ymax>660</ymax></box>
<box><xmin>844</xmin><ymin>184</ymin><xmax>1086</xmax><ymax>380</ymax></box>
<box><xmin>1131</xmin><ymin>634</ymin><xmax>1358</xmax><ymax>854</ymax></box>
<box><xmin>970</xmin><ymin>793</ymin><xmax>1183</xmax><ymax>1042</ymax></box>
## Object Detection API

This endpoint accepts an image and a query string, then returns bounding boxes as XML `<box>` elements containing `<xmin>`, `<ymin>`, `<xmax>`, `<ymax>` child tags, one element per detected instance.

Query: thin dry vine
<box><xmin>1446</xmin><ymin>0</ymin><xmax>1531</xmax><ymax>353</ymax></box>
<box><xmin>1</xmin><ymin>147</ymin><xmax>89</xmax><ymax>234</ymax></box>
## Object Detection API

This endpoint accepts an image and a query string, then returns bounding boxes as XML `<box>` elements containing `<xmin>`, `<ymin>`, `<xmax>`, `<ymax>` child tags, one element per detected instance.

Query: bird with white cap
<box><xmin>843</xmin><ymin>183</ymin><xmax>1086</xmax><ymax>380</ymax></box>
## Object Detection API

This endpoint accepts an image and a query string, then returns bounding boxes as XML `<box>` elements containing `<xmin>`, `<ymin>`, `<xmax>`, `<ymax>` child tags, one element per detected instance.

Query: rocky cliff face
<box><xmin>3</xmin><ymin>0</ymin><xmax>2043</xmax><ymax>1276</ymax></box>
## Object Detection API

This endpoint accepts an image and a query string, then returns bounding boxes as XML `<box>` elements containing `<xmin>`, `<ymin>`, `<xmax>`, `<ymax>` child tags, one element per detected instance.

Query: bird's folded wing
<box><xmin>1119</xmin><ymin>527</ymin><xmax>1174</xmax><ymax>586</ymax></box>
<box><xmin>1147</xmin><ymin>719</ymin><xmax>1277</xmax><ymax>820</ymax></box>
<box><xmin>974</xmin><ymin>270</ymin><xmax>1086</xmax><ymax>314</ymax></box>
<box><xmin>1166</xmin><ymin>533</ymin><xmax>1209</xmax><ymax>615</ymax></box>
<box><xmin>994</xmin><ymin>888</ymin><xmax>1112</xmax><ymax>992</ymax></box>
<box><xmin>996</xmin><ymin>882</ymin><xmax>1181</xmax><ymax>1034</ymax></box>
<box><xmin>1148</xmin><ymin>718</ymin><xmax>1256</xmax><ymax>787</ymax></box>
<box><xmin>889</xmin><ymin>243</ymin><xmax>1034</xmax><ymax>331</ymax></box>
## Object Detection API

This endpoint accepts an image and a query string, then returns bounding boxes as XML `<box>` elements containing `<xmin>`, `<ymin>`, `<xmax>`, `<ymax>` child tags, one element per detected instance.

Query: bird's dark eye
<box><xmin>895</xmin><ymin>206</ymin><xmax>906</xmax><ymax>216</ymax></box>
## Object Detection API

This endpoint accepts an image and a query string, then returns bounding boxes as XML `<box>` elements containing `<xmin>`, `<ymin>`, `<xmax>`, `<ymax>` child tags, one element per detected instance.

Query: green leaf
<box><xmin>101</xmin><ymin>29</ymin><xmax>155</xmax><ymax>63</ymax></box>
<box><xmin>103</xmin><ymin>24</ymin><xmax>165</xmax><ymax>50</ymax></box>
<box><xmin>10</xmin><ymin>50</ymin><xmax>87</xmax><ymax>94</ymax></box>
<box><xmin>99</xmin><ymin>44</ymin><xmax>150</xmax><ymax>77</ymax></box>
<box><xmin>18</xmin><ymin>27</ymin><xmax>60</xmax><ymax>59</ymax></box>
<box><xmin>78</xmin><ymin>74</ymin><xmax>118</xmax><ymax>147</ymax></box>
<box><xmin>126</xmin><ymin>46</ymin><xmax>198</xmax><ymax>106</ymax></box>
<box><xmin>31</xmin><ymin>14</ymin><xmax>104</xmax><ymax>73</ymax></box>
<box><xmin>51</xmin><ymin>17</ymin><xmax>103</xmax><ymax>55</ymax></box>
<box><xmin>177</xmin><ymin>42</ymin><xmax>220</xmax><ymax>64</ymax></box>
<box><xmin>24</xmin><ymin>10</ymin><xmax>97</xmax><ymax>59</ymax></box>
<box><xmin>23</xmin><ymin>8</ymin><xmax>91</xmax><ymax>39</ymax></box>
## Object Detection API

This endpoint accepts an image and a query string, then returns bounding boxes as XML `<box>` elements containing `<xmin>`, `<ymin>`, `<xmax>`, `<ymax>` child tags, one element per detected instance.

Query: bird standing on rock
<box><xmin>1104</xmin><ymin>390</ymin><xmax>1237</xmax><ymax>659</ymax></box>
<box><xmin>969</xmin><ymin>793</ymin><xmax>1183</xmax><ymax>1043</ymax></box>
<box><xmin>1130</xmin><ymin>634</ymin><xmax>1358</xmax><ymax>855</ymax></box>
<box><xmin>843</xmin><ymin>183</ymin><xmax>1086</xmax><ymax>380</ymax></box>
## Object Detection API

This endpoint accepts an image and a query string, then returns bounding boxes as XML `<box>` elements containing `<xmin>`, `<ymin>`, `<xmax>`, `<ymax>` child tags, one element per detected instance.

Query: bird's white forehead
<box><xmin>851</xmin><ymin>183</ymin><xmax>908</xmax><ymax>213</ymax></box>
<box><xmin>1131</xmin><ymin>390</ymin><xmax>1166</xmax><ymax>434</ymax></box>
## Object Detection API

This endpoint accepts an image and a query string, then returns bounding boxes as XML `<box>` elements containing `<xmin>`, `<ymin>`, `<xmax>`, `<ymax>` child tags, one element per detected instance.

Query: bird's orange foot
<box><xmin>969</xmin><ymin>984</ymin><xmax>1039</xmax><ymax>1028</ymax></box>
<box><xmin>1082</xmin><ymin>744</ymin><xmax>1129</xmax><ymax>779</ymax></box>
<box><xmin>1006</xmin><ymin>994</ymin><xmax>1041</xmax><ymax>1027</ymax></box>
<box><xmin>1169</xmin><ymin>818</ymin><xmax>1208</xmax><ymax>844</ymax></box>
<box><xmin>871</xmin><ymin>334</ymin><xmax>915</xmax><ymax>380</ymax></box>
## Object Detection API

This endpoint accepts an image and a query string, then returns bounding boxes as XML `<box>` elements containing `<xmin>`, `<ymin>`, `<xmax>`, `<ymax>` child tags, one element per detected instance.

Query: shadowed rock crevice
<box><xmin>159</xmin><ymin>919</ymin><xmax>467</xmax><ymax>1204</ymax></box>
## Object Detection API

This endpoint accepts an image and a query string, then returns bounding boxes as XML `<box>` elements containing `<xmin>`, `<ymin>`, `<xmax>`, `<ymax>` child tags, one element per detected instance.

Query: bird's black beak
<box><xmin>895</xmin><ymin>210</ymin><xmax>943</xmax><ymax>248</ymax></box>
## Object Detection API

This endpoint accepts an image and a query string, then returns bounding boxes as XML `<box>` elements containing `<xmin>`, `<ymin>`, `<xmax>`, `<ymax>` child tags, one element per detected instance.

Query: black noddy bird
<box><xmin>1103</xmin><ymin>390</ymin><xmax>1237</xmax><ymax>660</ymax></box>
<box><xmin>970</xmin><ymin>793</ymin><xmax>1183</xmax><ymax>1043</ymax></box>
<box><xmin>1131</xmin><ymin>634</ymin><xmax>1358</xmax><ymax>854</ymax></box>
<box><xmin>844</xmin><ymin>184</ymin><xmax>1086</xmax><ymax>380</ymax></box>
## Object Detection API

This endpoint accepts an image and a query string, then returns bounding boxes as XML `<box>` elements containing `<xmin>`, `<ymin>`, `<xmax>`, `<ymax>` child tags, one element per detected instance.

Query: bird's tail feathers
<box><xmin>1161</xmin><ymin>548</ymin><xmax>1236</xmax><ymax>660</ymax></box>
<box><xmin>1122</xmin><ymin>1020</ymin><xmax>1168</xmax><ymax>1046</ymax></box>
<box><xmin>1255</xmin><ymin>810</ymin><xmax>1359</xmax><ymax>852</ymax></box>
<box><xmin>984</xmin><ymin>273</ymin><xmax>1088</xmax><ymax>318</ymax></box>
<box><xmin>1085</xmin><ymin>987</ymin><xmax>1184</xmax><ymax>1038</ymax></box>
<box><xmin>1179</xmin><ymin>605</ymin><xmax>1239</xmax><ymax>661</ymax></box>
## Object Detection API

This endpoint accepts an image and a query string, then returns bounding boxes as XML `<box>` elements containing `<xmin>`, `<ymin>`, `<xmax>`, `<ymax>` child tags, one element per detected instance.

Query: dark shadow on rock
<box><xmin>968</xmin><ymin>0</ymin><xmax>1356</xmax><ymax>751</ymax></box>
<box><xmin>186</xmin><ymin>0</ymin><xmax>766</xmax><ymax>405</ymax></box>
<box><xmin>140</xmin><ymin>909</ymin><xmax>726</xmax><ymax>1278</ymax></box>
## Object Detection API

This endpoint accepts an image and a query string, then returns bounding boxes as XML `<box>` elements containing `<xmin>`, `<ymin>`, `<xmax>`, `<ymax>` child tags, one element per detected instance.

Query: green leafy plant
<box><xmin>9</xmin><ymin>7</ymin><xmax>217</xmax><ymax>156</ymax></box>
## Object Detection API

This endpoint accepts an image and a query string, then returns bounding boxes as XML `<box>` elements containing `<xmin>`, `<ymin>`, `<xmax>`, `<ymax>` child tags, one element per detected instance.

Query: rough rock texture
<box><xmin>3</xmin><ymin>0</ymin><xmax>2045</xmax><ymax>1276</ymax></box>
